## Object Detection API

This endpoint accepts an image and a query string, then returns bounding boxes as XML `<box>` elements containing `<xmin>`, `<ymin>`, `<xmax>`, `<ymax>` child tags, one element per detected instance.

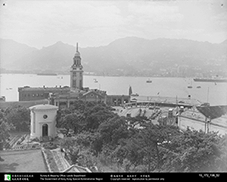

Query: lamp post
<box><xmin>207</xmin><ymin>87</ymin><xmax>209</xmax><ymax>103</ymax></box>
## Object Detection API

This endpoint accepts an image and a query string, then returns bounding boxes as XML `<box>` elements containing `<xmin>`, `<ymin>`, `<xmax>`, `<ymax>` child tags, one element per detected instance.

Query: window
<box><xmin>43</xmin><ymin>114</ymin><xmax>48</xmax><ymax>119</ymax></box>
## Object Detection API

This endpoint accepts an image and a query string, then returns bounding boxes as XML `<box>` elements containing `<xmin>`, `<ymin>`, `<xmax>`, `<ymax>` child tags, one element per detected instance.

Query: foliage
<box><xmin>43</xmin><ymin>142</ymin><xmax>58</xmax><ymax>150</ymax></box>
<box><xmin>214</xmin><ymin>134</ymin><xmax>227</xmax><ymax>171</ymax></box>
<box><xmin>60</xmin><ymin>137</ymin><xmax>79</xmax><ymax>164</ymax></box>
<box><xmin>98</xmin><ymin>116</ymin><xmax>129</xmax><ymax>147</ymax></box>
<box><xmin>57</xmin><ymin>100</ymin><xmax>116</xmax><ymax>133</ymax></box>
<box><xmin>58</xmin><ymin>112</ymin><xmax>85</xmax><ymax>134</ymax></box>
<box><xmin>160</xmin><ymin>130</ymin><xmax>223</xmax><ymax>172</ymax></box>
<box><xmin>117</xmin><ymin>123</ymin><xmax>180</xmax><ymax>172</ymax></box>
<box><xmin>56</xmin><ymin>100</ymin><xmax>227</xmax><ymax>172</ymax></box>
<box><xmin>76</xmin><ymin>149</ymin><xmax>97</xmax><ymax>169</ymax></box>
<box><xmin>84</xmin><ymin>105</ymin><xmax>116</xmax><ymax>131</ymax></box>
<box><xmin>5</xmin><ymin>106</ymin><xmax>30</xmax><ymax>132</ymax></box>
<box><xmin>0</xmin><ymin>110</ymin><xmax>11</xmax><ymax>147</ymax></box>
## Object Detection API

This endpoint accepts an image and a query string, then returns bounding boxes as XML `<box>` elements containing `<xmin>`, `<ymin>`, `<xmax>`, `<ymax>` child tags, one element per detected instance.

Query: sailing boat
<box><xmin>187</xmin><ymin>79</ymin><xmax>193</xmax><ymax>88</ymax></box>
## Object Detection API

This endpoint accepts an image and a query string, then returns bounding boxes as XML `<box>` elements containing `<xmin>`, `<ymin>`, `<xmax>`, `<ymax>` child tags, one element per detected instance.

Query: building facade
<box><xmin>18</xmin><ymin>86</ymin><xmax>70</xmax><ymax>101</ymax></box>
<box><xmin>29</xmin><ymin>104</ymin><xmax>58</xmax><ymax>139</ymax></box>
<box><xmin>50</xmin><ymin>88</ymin><xmax>107</xmax><ymax>109</ymax></box>
<box><xmin>106</xmin><ymin>95</ymin><xmax>130</xmax><ymax>106</ymax></box>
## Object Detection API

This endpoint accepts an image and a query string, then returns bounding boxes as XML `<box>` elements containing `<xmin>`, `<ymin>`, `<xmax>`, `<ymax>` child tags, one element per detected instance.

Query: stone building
<box><xmin>18</xmin><ymin>86</ymin><xmax>70</xmax><ymax>101</ymax></box>
<box><xmin>29</xmin><ymin>104</ymin><xmax>58</xmax><ymax>139</ymax></box>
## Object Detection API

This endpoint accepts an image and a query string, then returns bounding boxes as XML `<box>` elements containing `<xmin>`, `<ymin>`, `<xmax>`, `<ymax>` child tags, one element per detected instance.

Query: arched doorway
<box><xmin>42</xmin><ymin>124</ymin><xmax>48</xmax><ymax>137</ymax></box>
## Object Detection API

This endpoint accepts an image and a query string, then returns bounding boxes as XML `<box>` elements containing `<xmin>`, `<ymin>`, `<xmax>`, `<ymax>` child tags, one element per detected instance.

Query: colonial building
<box><xmin>18</xmin><ymin>86</ymin><xmax>70</xmax><ymax>101</ymax></box>
<box><xmin>50</xmin><ymin>88</ymin><xmax>107</xmax><ymax>109</ymax></box>
<box><xmin>29</xmin><ymin>104</ymin><xmax>58</xmax><ymax>139</ymax></box>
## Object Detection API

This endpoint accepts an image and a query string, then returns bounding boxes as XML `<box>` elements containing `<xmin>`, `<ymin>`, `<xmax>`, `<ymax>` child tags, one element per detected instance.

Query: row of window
<box><xmin>23</xmin><ymin>93</ymin><xmax>45</xmax><ymax>97</ymax></box>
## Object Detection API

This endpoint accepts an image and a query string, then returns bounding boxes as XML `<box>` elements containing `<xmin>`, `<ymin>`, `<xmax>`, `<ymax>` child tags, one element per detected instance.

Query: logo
<box><xmin>4</xmin><ymin>174</ymin><xmax>11</xmax><ymax>181</ymax></box>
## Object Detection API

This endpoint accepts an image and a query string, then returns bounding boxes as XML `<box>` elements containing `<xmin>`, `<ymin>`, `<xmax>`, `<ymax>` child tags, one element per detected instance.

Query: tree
<box><xmin>115</xmin><ymin>121</ymin><xmax>180</xmax><ymax>172</ymax></box>
<box><xmin>60</xmin><ymin>137</ymin><xmax>79</xmax><ymax>164</ymax></box>
<box><xmin>5</xmin><ymin>106</ymin><xmax>30</xmax><ymax>132</ymax></box>
<box><xmin>0</xmin><ymin>110</ymin><xmax>12</xmax><ymax>149</ymax></box>
<box><xmin>215</xmin><ymin>134</ymin><xmax>227</xmax><ymax>171</ymax></box>
<box><xmin>84</xmin><ymin>105</ymin><xmax>116</xmax><ymax>131</ymax></box>
<box><xmin>99</xmin><ymin>116</ymin><xmax>129</xmax><ymax>145</ymax></box>
<box><xmin>162</xmin><ymin>130</ymin><xmax>222</xmax><ymax>172</ymax></box>
<box><xmin>58</xmin><ymin>113</ymin><xmax>85</xmax><ymax>134</ymax></box>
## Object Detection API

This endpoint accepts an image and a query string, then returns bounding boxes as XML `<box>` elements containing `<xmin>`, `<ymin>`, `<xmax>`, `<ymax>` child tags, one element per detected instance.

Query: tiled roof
<box><xmin>81</xmin><ymin>90</ymin><xmax>104</xmax><ymax>98</ymax></box>
<box><xmin>19</xmin><ymin>87</ymin><xmax>70</xmax><ymax>92</ymax></box>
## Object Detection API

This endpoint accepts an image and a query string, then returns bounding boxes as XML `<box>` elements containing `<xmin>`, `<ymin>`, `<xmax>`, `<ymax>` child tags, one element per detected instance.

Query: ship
<box><xmin>37</xmin><ymin>73</ymin><xmax>57</xmax><ymax>76</ymax></box>
<box><xmin>193</xmin><ymin>78</ymin><xmax>227</xmax><ymax>83</ymax></box>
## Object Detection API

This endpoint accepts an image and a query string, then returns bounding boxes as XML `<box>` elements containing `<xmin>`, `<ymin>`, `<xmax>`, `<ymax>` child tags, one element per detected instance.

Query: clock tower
<box><xmin>70</xmin><ymin>43</ymin><xmax>83</xmax><ymax>90</ymax></box>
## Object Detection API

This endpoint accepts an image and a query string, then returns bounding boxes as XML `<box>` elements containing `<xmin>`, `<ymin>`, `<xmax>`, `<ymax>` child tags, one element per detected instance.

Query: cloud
<box><xmin>0</xmin><ymin>0</ymin><xmax>226</xmax><ymax>48</ymax></box>
<box><xmin>0</xmin><ymin>1</ymin><xmax>123</xmax><ymax>35</ymax></box>
<box><xmin>128</xmin><ymin>2</ymin><xmax>184</xmax><ymax>23</ymax></box>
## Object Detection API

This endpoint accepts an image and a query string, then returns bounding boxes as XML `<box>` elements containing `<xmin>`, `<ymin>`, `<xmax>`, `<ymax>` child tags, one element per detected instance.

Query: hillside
<box><xmin>0</xmin><ymin>37</ymin><xmax>226</xmax><ymax>76</ymax></box>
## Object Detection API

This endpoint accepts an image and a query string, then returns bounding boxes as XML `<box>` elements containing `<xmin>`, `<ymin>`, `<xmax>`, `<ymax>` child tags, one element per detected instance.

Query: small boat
<box><xmin>131</xmin><ymin>93</ymin><xmax>139</xmax><ymax>96</ymax></box>
<box><xmin>187</xmin><ymin>86</ymin><xmax>192</xmax><ymax>88</ymax></box>
<box><xmin>196</xmin><ymin>86</ymin><xmax>201</xmax><ymax>88</ymax></box>
<box><xmin>146</xmin><ymin>79</ymin><xmax>152</xmax><ymax>83</ymax></box>
<box><xmin>37</xmin><ymin>73</ymin><xmax>57</xmax><ymax>76</ymax></box>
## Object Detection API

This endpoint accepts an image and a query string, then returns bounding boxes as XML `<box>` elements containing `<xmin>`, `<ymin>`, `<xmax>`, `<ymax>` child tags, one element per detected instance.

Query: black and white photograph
<box><xmin>0</xmin><ymin>0</ymin><xmax>227</xmax><ymax>179</ymax></box>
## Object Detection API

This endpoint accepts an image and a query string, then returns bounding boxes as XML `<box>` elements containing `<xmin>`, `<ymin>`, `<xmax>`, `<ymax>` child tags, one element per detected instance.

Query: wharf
<box><xmin>128</xmin><ymin>95</ymin><xmax>202</xmax><ymax>108</ymax></box>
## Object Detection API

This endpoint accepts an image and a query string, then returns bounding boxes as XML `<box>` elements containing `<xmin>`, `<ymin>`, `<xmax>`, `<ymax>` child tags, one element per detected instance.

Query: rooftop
<box><xmin>19</xmin><ymin>86</ymin><xmax>70</xmax><ymax>92</ymax></box>
<box><xmin>29</xmin><ymin>104</ymin><xmax>58</xmax><ymax>110</ymax></box>
<box><xmin>196</xmin><ymin>105</ymin><xmax>227</xmax><ymax>120</ymax></box>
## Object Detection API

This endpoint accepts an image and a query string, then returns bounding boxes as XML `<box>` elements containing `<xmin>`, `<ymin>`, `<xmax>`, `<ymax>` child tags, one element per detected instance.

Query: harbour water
<box><xmin>0</xmin><ymin>74</ymin><xmax>227</xmax><ymax>105</ymax></box>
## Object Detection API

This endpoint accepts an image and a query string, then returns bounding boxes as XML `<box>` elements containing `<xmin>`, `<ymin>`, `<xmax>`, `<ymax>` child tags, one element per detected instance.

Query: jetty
<box><xmin>127</xmin><ymin>95</ymin><xmax>202</xmax><ymax>108</ymax></box>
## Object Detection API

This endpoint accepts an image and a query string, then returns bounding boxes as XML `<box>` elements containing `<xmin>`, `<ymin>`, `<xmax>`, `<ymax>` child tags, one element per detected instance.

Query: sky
<box><xmin>0</xmin><ymin>0</ymin><xmax>227</xmax><ymax>49</ymax></box>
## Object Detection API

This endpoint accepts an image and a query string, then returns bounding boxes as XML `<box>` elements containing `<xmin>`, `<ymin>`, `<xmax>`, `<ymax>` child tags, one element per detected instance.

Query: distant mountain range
<box><xmin>0</xmin><ymin>37</ymin><xmax>226</xmax><ymax>76</ymax></box>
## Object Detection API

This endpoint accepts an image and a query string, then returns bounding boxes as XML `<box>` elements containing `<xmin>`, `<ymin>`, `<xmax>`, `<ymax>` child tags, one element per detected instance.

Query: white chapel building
<box><xmin>29</xmin><ymin>104</ymin><xmax>58</xmax><ymax>139</ymax></box>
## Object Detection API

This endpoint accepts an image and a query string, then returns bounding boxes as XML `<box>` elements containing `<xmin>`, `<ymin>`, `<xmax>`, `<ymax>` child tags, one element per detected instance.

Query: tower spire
<box><xmin>76</xmin><ymin>42</ymin><xmax>78</xmax><ymax>52</ymax></box>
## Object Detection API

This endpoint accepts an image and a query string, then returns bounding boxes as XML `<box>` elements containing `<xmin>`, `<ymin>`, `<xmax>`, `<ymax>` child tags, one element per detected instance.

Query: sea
<box><xmin>0</xmin><ymin>74</ymin><xmax>227</xmax><ymax>106</ymax></box>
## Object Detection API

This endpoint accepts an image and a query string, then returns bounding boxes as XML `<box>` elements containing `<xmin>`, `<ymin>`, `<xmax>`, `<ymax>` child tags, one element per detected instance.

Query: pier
<box><xmin>126</xmin><ymin>95</ymin><xmax>202</xmax><ymax>108</ymax></box>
